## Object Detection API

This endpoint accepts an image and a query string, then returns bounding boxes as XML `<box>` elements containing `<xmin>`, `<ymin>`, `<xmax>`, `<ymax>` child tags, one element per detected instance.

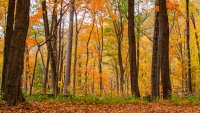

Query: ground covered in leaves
<box><xmin>0</xmin><ymin>101</ymin><xmax>200</xmax><ymax>113</ymax></box>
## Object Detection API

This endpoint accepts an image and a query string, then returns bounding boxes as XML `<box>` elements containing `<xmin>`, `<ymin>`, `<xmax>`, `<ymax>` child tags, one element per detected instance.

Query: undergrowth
<box><xmin>1</xmin><ymin>93</ymin><xmax>200</xmax><ymax>105</ymax></box>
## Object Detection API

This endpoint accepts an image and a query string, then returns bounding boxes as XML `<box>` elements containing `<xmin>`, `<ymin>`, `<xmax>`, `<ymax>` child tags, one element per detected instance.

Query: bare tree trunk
<box><xmin>57</xmin><ymin>1</ymin><xmax>63</xmax><ymax>93</ymax></box>
<box><xmin>176</xmin><ymin>20</ymin><xmax>187</xmax><ymax>95</ymax></box>
<box><xmin>3</xmin><ymin>0</ymin><xmax>30</xmax><ymax>105</ymax></box>
<box><xmin>151</xmin><ymin>0</ymin><xmax>160</xmax><ymax>99</ymax></box>
<box><xmin>186</xmin><ymin>0</ymin><xmax>192</xmax><ymax>94</ymax></box>
<box><xmin>41</xmin><ymin>0</ymin><xmax>58</xmax><ymax>96</ymax></box>
<box><xmin>159</xmin><ymin>0</ymin><xmax>172</xmax><ymax>99</ymax></box>
<box><xmin>24</xmin><ymin>47</ymin><xmax>30</xmax><ymax>94</ymax></box>
<box><xmin>99</xmin><ymin>12</ymin><xmax>104</xmax><ymax>95</ymax></box>
<box><xmin>30</xmin><ymin>48</ymin><xmax>39</xmax><ymax>95</ymax></box>
<box><xmin>190</xmin><ymin>13</ymin><xmax>199</xmax><ymax>93</ymax></box>
<box><xmin>64</xmin><ymin>0</ymin><xmax>75</xmax><ymax>95</ymax></box>
<box><xmin>84</xmin><ymin>18</ymin><xmax>95</xmax><ymax>95</ymax></box>
<box><xmin>114</xmin><ymin>58</ymin><xmax>119</xmax><ymax>96</ymax></box>
<box><xmin>78</xmin><ymin>55</ymin><xmax>82</xmax><ymax>91</ymax></box>
<box><xmin>43</xmin><ymin>52</ymin><xmax>49</xmax><ymax>95</ymax></box>
<box><xmin>117</xmin><ymin>35</ymin><xmax>124</xmax><ymax>96</ymax></box>
<box><xmin>1</xmin><ymin>0</ymin><xmax>16</xmax><ymax>93</ymax></box>
<box><xmin>41</xmin><ymin>0</ymin><xmax>50</xmax><ymax>95</ymax></box>
<box><xmin>92</xmin><ymin>59</ymin><xmax>95</xmax><ymax>95</ymax></box>
<box><xmin>191</xmin><ymin>13</ymin><xmax>200</xmax><ymax>64</ymax></box>
<box><xmin>128</xmin><ymin>0</ymin><xmax>140</xmax><ymax>97</ymax></box>
<box><xmin>50</xmin><ymin>0</ymin><xmax>58</xmax><ymax>96</ymax></box>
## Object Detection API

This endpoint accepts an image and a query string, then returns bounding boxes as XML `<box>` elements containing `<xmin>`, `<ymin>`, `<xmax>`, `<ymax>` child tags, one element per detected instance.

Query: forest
<box><xmin>0</xmin><ymin>0</ymin><xmax>200</xmax><ymax>112</ymax></box>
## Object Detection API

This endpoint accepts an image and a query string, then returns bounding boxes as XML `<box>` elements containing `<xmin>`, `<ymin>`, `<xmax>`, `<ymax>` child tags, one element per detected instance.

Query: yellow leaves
<box><xmin>58</xmin><ymin>81</ymin><xmax>63</xmax><ymax>89</ymax></box>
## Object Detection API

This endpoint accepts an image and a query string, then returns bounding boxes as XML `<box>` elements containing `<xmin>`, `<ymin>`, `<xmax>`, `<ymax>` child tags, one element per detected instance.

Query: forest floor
<box><xmin>0</xmin><ymin>95</ymin><xmax>200</xmax><ymax>112</ymax></box>
<box><xmin>0</xmin><ymin>101</ymin><xmax>200</xmax><ymax>113</ymax></box>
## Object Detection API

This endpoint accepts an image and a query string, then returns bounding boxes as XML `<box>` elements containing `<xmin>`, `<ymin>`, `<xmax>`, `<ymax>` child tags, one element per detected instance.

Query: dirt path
<box><xmin>0</xmin><ymin>101</ymin><xmax>200</xmax><ymax>113</ymax></box>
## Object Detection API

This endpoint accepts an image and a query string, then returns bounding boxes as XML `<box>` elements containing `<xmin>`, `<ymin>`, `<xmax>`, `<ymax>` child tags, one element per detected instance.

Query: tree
<box><xmin>1</xmin><ymin>0</ymin><xmax>15</xmax><ymax>93</ymax></box>
<box><xmin>186</xmin><ymin>0</ymin><xmax>192</xmax><ymax>94</ymax></box>
<box><xmin>64</xmin><ymin>0</ymin><xmax>75</xmax><ymax>95</ymax></box>
<box><xmin>3</xmin><ymin>0</ymin><xmax>30</xmax><ymax>105</ymax></box>
<box><xmin>41</xmin><ymin>0</ymin><xmax>50</xmax><ymax>95</ymax></box>
<box><xmin>151</xmin><ymin>0</ymin><xmax>160</xmax><ymax>99</ymax></box>
<box><xmin>73</xmin><ymin>9</ymin><xmax>86</xmax><ymax>96</ymax></box>
<box><xmin>128</xmin><ymin>0</ymin><xmax>140</xmax><ymax>97</ymax></box>
<box><xmin>159</xmin><ymin>0</ymin><xmax>172</xmax><ymax>99</ymax></box>
<box><xmin>191</xmin><ymin>13</ymin><xmax>200</xmax><ymax>64</ymax></box>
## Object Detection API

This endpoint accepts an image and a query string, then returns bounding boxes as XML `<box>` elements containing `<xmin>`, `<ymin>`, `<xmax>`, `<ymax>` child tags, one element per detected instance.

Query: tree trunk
<box><xmin>186</xmin><ymin>0</ymin><xmax>192</xmax><ymax>94</ymax></box>
<box><xmin>84</xmin><ymin>18</ymin><xmax>95</xmax><ymax>95</ymax></box>
<box><xmin>30</xmin><ymin>48</ymin><xmax>39</xmax><ymax>95</ymax></box>
<box><xmin>151</xmin><ymin>0</ymin><xmax>160</xmax><ymax>99</ymax></box>
<box><xmin>99</xmin><ymin>12</ymin><xmax>104</xmax><ymax>95</ymax></box>
<box><xmin>41</xmin><ymin>0</ymin><xmax>58</xmax><ymax>96</ymax></box>
<box><xmin>159</xmin><ymin>0</ymin><xmax>172</xmax><ymax>99</ymax></box>
<box><xmin>24</xmin><ymin>47</ymin><xmax>30</xmax><ymax>94</ymax></box>
<box><xmin>191</xmin><ymin>13</ymin><xmax>200</xmax><ymax>64</ymax></box>
<box><xmin>50</xmin><ymin>0</ymin><xmax>58</xmax><ymax>96</ymax></box>
<box><xmin>43</xmin><ymin>52</ymin><xmax>49</xmax><ymax>95</ymax></box>
<box><xmin>3</xmin><ymin>0</ymin><xmax>30</xmax><ymax>105</ymax></box>
<box><xmin>128</xmin><ymin>0</ymin><xmax>140</xmax><ymax>97</ymax></box>
<box><xmin>64</xmin><ymin>0</ymin><xmax>75</xmax><ymax>95</ymax></box>
<box><xmin>73</xmin><ymin>12</ymin><xmax>79</xmax><ymax>96</ymax></box>
<box><xmin>1</xmin><ymin>0</ymin><xmax>16</xmax><ymax>93</ymax></box>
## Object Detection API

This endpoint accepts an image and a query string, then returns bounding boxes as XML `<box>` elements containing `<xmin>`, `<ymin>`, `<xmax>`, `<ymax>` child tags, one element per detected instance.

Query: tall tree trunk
<box><xmin>128</xmin><ymin>0</ymin><xmax>140</xmax><ymax>97</ymax></box>
<box><xmin>191</xmin><ymin>13</ymin><xmax>200</xmax><ymax>64</ymax></box>
<box><xmin>176</xmin><ymin>20</ymin><xmax>187</xmax><ymax>95</ymax></box>
<box><xmin>151</xmin><ymin>0</ymin><xmax>160</xmax><ymax>99</ymax></box>
<box><xmin>73</xmin><ymin>12</ymin><xmax>79</xmax><ymax>96</ymax></box>
<box><xmin>41</xmin><ymin>0</ymin><xmax>58</xmax><ymax>96</ymax></box>
<box><xmin>186</xmin><ymin>0</ymin><xmax>192</xmax><ymax>94</ymax></box>
<box><xmin>64</xmin><ymin>0</ymin><xmax>75</xmax><ymax>95</ymax></box>
<box><xmin>50</xmin><ymin>0</ymin><xmax>58</xmax><ymax>96</ymax></box>
<box><xmin>73</xmin><ymin>10</ymin><xmax>85</xmax><ymax>96</ymax></box>
<box><xmin>41</xmin><ymin>0</ymin><xmax>50</xmax><ymax>95</ymax></box>
<box><xmin>30</xmin><ymin>48</ymin><xmax>39</xmax><ymax>95</ymax></box>
<box><xmin>3</xmin><ymin>0</ymin><xmax>30</xmax><ymax>105</ymax></box>
<box><xmin>78</xmin><ymin>55</ymin><xmax>82</xmax><ymax>91</ymax></box>
<box><xmin>92</xmin><ymin>58</ymin><xmax>95</xmax><ymax>94</ymax></box>
<box><xmin>84</xmin><ymin>18</ymin><xmax>95</xmax><ymax>95</ymax></box>
<box><xmin>57</xmin><ymin>1</ymin><xmax>63</xmax><ymax>93</ymax></box>
<box><xmin>99</xmin><ymin>12</ymin><xmax>104</xmax><ymax>95</ymax></box>
<box><xmin>159</xmin><ymin>0</ymin><xmax>172</xmax><ymax>99</ymax></box>
<box><xmin>24</xmin><ymin>47</ymin><xmax>30</xmax><ymax>94</ymax></box>
<box><xmin>117</xmin><ymin>35</ymin><xmax>124</xmax><ymax>96</ymax></box>
<box><xmin>114</xmin><ymin>58</ymin><xmax>119</xmax><ymax>96</ymax></box>
<box><xmin>1</xmin><ymin>0</ymin><xmax>16</xmax><ymax>93</ymax></box>
<box><xmin>43</xmin><ymin>52</ymin><xmax>49</xmax><ymax>95</ymax></box>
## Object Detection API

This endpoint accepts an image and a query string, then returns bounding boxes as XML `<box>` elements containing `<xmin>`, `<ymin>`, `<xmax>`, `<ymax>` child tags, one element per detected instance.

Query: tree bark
<box><xmin>186</xmin><ymin>0</ymin><xmax>192</xmax><ymax>94</ymax></box>
<box><xmin>64</xmin><ymin>0</ymin><xmax>75</xmax><ymax>95</ymax></box>
<box><xmin>1</xmin><ymin>0</ymin><xmax>16</xmax><ymax>93</ymax></box>
<box><xmin>3</xmin><ymin>0</ymin><xmax>30</xmax><ymax>105</ymax></box>
<box><xmin>50</xmin><ymin>0</ymin><xmax>58</xmax><ymax>96</ymax></box>
<box><xmin>84</xmin><ymin>17</ymin><xmax>95</xmax><ymax>95</ymax></box>
<box><xmin>191</xmin><ymin>13</ymin><xmax>200</xmax><ymax>64</ymax></box>
<box><xmin>30</xmin><ymin>48</ymin><xmax>39</xmax><ymax>95</ymax></box>
<box><xmin>41</xmin><ymin>0</ymin><xmax>58</xmax><ymax>96</ymax></box>
<box><xmin>151</xmin><ymin>0</ymin><xmax>160</xmax><ymax>99</ymax></box>
<box><xmin>128</xmin><ymin>0</ymin><xmax>140</xmax><ymax>97</ymax></box>
<box><xmin>159</xmin><ymin>0</ymin><xmax>172</xmax><ymax>99</ymax></box>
